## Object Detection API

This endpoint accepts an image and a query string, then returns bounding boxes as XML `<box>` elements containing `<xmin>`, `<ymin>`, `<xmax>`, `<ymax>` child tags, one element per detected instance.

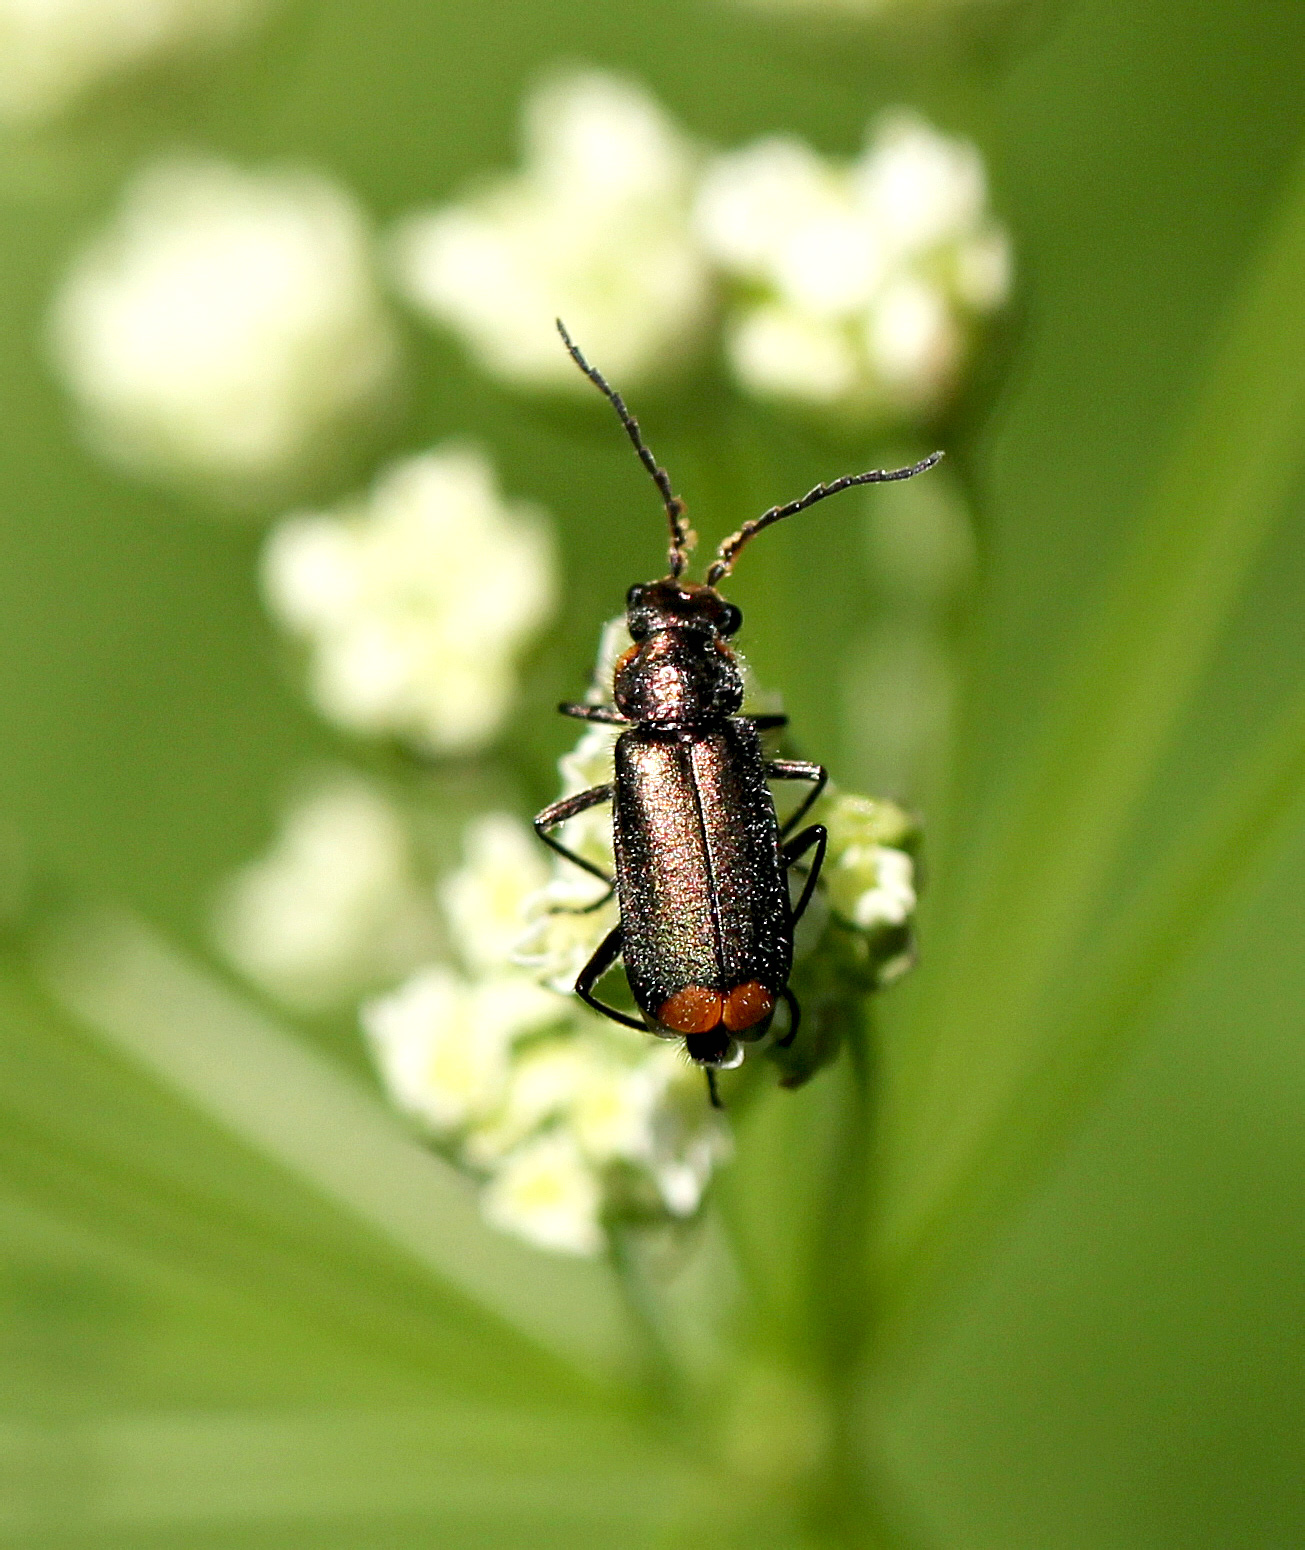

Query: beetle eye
<box><xmin>718</xmin><ymin>603</ymin><xmax>743</xmax><ymax>637</ymax></box>
<box><xmin>625</xmin><ymin>584</ymin><xmax>645</xmax><ymax>608</ymax></box>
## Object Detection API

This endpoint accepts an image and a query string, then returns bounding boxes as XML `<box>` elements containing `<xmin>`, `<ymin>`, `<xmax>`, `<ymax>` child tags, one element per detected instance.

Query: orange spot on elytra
<box><xmin>658</xmin><ymin>986</ymin><xmax>724</xmax><ymax>1034</ymax></box>
<box><xmin>722</xmin><ymin>981</ymin><xmax>774</xmax><ymax>1032</ymax></box>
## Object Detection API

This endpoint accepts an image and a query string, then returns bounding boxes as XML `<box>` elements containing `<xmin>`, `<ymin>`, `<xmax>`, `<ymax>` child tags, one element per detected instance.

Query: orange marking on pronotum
<box><xmin>722</xmin><ymin>981</ymin><xmax>774</xmax><ymax>1032</ymax></box>
<box><xmin>658</xmin><ymin>985</ymin><xmax>724</xmax><ymax>1034</ymax></box>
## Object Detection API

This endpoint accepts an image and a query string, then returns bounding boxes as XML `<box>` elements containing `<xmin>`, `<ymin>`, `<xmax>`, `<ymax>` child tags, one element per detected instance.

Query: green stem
<box><xmin>805</xmin><ymin>1015</ymin><xmax>929</xmax><ymax>1550</ymax></box>
<box><xmin>608</xmin><ymin>1223</ymin><xmax>689</xmax><ymax>1424</ymax></box>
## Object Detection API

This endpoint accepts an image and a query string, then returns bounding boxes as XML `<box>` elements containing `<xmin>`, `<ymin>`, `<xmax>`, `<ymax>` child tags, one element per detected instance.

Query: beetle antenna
<box><xmin>556</xmin><ymin>319</ymin><xmax>694</xmax><ymax>579</ymax></box>
<box><xmin>706</xmin><ymin>451</ymin><xmax>944</xmax><ymax>586</ymax></box>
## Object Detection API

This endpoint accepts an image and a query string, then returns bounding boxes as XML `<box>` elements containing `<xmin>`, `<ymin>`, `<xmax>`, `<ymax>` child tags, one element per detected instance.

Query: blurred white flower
<box><xmin>480</xmin><ymin>1131</ymin><xmax>604</xmax><ymax>1257</ymax></box>
<box><xmin>440</xmin><ymin>812</ymin><xmax>550</xmax><ymax>973</ymax></box>
<box><xmin>262</xmin><ymin>445</ymin><xmax>556</xmax><ymax>755</ymax></box>
<box><xmin>0</xmin><ymin>0</ymin><xmax>269</xmax><ymax>125</ymax></box>
<box><xmin>213</xmin><ymin>775</ymin><xmax>437</xmax><ymax>1011</ymax></box>
<box><xmin>363</xmin><ymin>966</ymin><xmax>561</xmax><ymax>1136</ymax></box>
<box><xmin>695</xmin><ymin>112</ymin><xmax>1010</xmax><ymax>422</ymax></box>
<box><xmin>390</xmin><ymin>68</ymin><xmax>712</xmax><ymax>391</ymax></box>
<box><xmin>50</xmin><ymin>157</ymin><xmax>399</xmax><ymax>496</ymax></box>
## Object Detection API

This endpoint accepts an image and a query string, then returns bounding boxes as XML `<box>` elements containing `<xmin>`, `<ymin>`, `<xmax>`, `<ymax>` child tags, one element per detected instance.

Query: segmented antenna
<box><xmin>706</xmin><ymin>452</ymin><xmax>944</xmax><ymax>586</ymax></box>
<box><xmin>556</xmin><ymin>319</ymin><xmax>694</xmax><ymax>579</ymax></box>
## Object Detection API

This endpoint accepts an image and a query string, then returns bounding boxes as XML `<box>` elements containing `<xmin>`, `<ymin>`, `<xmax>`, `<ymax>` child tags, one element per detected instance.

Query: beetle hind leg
<box><xmin>575</xmin><ymin>925</ymin><xmax>646</xmax><ymax>1033</ymax></box>
<box><xmin>775</xmin><ymin>986</ymin><xmax>800</xmax><ymax>1049</ymax></box>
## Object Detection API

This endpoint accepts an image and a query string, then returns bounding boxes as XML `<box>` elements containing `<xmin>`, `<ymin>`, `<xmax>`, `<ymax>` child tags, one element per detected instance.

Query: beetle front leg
<box><xmin>534</xmin><ymin>784</ymin><xmax>614</xmax><ymax>887</ymax></box>
<box><xmin>767</xmin><ymin>759</ymin><xmax>828</xmax><ymax>838</ymax></box>
<box><xmin>575</xmin><ymin>924</ymin><xmax>646</xmax><ymax>1032</ymax></box>
<box><xmin>783</xmin><ymin>823</ymin><xmax>828</xmax><ymax>924</ymax></box>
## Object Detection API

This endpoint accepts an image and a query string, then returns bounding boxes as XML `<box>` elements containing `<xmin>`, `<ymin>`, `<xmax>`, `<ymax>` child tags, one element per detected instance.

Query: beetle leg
<box><xmin>745</xmin><ymin>713</ymin><xmax>789</xmax><ymax>733</ymax></box>
<box><xmin>534</xmin><ymin>784</ymin><xmax>614</xmax><ymax>886</ymax></box>
<box><xmin>558</xmin><ymin>702</ymin><xmax>630</xmax><ymax>725</ymax></box>
<box><xmin>766</xmin><ymin>759</ymin><xmax>828</xmax><ymax>838</ymax></box>
<box><xmin>775</xmin><ymin>985</ymin><xmax>801</xmax><ymax>1049</ymax></box>
<box><xmin>575</xmin><ymin>925</ymin><xmax>647</xmax><ymax>1032</ymax></box>
<box><xmin>547</xmin><ymin>883</ymin><xmax>615</xmax><ymax>916</ymax></box>
<box><xmin>783</xmin><ymin>823</ymin><xmax>828</xmax><ymax>923</ymax></box>
<box><xmin>705</xmin><ymin>1069</ymin><xmax>723</xmax><ymax>1109</ymax></box>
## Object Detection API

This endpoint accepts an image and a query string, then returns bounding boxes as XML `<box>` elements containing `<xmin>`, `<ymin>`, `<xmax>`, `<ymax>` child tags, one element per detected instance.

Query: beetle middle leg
<box><xmin>767</xmin><ymin>759</ymin><xmax>828</xmax><ymax>838</ymax></box>
<box><xmin>783</xmin><ymin>823</ymin><xmax>828</xmax><ymax>924</ymax></box>
<box><xmin>575</xmin><ymin>924</ymin><xmax>646</xmax><ymax>1032</ymax></box>
<box><xmin>534</xmin><ymin>783</ymin><xmax>614</xmax><ymax>887</ymax></box>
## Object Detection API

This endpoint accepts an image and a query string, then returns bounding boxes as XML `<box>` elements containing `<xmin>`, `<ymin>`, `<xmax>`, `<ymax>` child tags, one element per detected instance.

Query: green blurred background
<box><xmin>3</xmin><ymin>1</ymin><xmax>1305</xmax><ymax>1545</ymax></box>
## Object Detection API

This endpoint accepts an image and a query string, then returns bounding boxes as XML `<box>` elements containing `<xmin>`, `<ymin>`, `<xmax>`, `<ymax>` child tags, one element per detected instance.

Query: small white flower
<box><xmin>439</xmin><ymin>812</ymin><xmax>550</xmax><ymax>974</ymax></box>
<box><xmin>390</xmin><ymin>68</ymin><xmax>712</xmax><ymax>391</ymax></box>
<box><xmin>0</xmin><ymin>0</ymin><xmax>268</xmax><ymax>126</ymax></box>
<box><xmin>695</xmin><ymin>112</ymin><xmax>1010</xmax><ymax>423</ymax></box>
<box><xmin>819</xmin><ymin>790</ymin><xmax>918</xmax><ymax>931</ymax></box>
<box><xmin>825</xmin><ymin>842</ymin><xmax>916</xmax><ymax>930</ymax></box>
<box><xmin>480</xmin><ymin>1131</ymin><xmax>605</xmax><ymax>1257</ymax></box>
<box><xmin>262</xmin><ymin>445</ymin><xmax>556</xmax><ymax>754</ymax></box>
<box><xmin>363</xmin><ymin>966</ymin><xmax>562</xmax><ymax>1137</ymax></box>
<box><xmin>213</xmin><ymin>775</ymin><xmax>437</xmax><ymax>1011</ymax></box>
<box><xmin>50</xmin><ymin>157</ymin><xmax>399</xmax><ymax>498</ymax></box>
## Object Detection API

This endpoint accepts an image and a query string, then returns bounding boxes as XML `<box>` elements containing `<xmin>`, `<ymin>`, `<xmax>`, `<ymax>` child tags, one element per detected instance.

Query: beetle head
<box><xmin>614</xmin><ymin>579</ymin><xmax>744</xmax><ymax>724</ymax></box>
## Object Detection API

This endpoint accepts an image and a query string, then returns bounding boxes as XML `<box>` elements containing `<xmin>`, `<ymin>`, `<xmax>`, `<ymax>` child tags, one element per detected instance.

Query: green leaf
<box><xmin>35</xmin><ymin>912</ymin><xmax>630</xmax><ymax>1387</ymax></box>
<box><xmin>876</xmin><ymin>138</ymin><xmax>1305</xmax><ymax>1307</ymax></box>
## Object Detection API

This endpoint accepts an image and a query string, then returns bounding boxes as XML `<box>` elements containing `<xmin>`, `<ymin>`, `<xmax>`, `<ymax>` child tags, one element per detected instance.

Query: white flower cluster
<box><xmin>50</xmin><ymin>157</ymin><xmax>400</xmax><ymax>497</ymax></box>
<box><xmin>0</xmin><ymin>0</ymin><xmax>268</xmax><ymax>126</ymax></box>
<box><xmin>261</xmin><ymin>444</ymin><xmax>556</xmax><ymax>755</ymax></box>
<box><xmin>213</xmin><ymin>774</ymin><xmax>439</xmax><ymax>1012</ymax></box>
<box><xmin>391</xmin><ymin>69</ymin><xmax>712</xmax><ymax>392</ymax></box>
<box><xmin>360</xmin><ymin>621</ymin><xmax>919</xmax><ymax>1258</ymax></box>
<box><xmin>364</xmin><ymin>811</ymin><xmax>727</xmax><ymax>1258</ymax></box>
<box><xmin>695</xmin><ymin>112</ymin><xmax>1010</xmax><ymax>421</ymax></box>
<box><xmin>390</xmin><ymin>71</ymin><xmax>1009</xmax><ymax>426</ymax></box>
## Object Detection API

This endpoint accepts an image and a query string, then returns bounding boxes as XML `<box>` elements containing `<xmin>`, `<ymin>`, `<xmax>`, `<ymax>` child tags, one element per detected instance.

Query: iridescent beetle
<box><xmin>536</xmin><ymin>322</ymin><xmax>941</xmax><ymax>1104</ymax></box>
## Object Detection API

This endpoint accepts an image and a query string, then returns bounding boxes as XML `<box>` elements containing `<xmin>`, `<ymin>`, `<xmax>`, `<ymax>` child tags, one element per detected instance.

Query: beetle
<box><xmin>536</xmin><ymin>321</ymin><xmax>941</xmax><ymax>1105</ymax></box>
